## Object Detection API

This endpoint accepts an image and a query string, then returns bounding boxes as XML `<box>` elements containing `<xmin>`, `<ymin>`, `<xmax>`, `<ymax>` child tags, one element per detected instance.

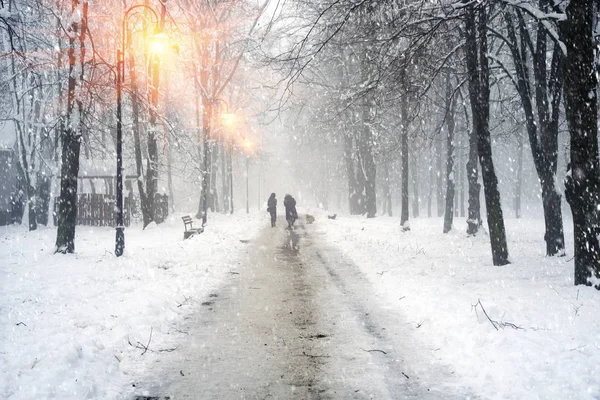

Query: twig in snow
<box><xmin>229</xmin><ymin>271</ymin><xmax>240</xmax><ymax>275</ymax></box>
<box><xmin>301</xmin><ymin>351</ymin><xmax>330</xmax><ymax>358</ymax></box>
<box><xmin>399</xmin><ymin>296</ymin><xmax>406</xmax><ymax>300</ymax></box>
<box><xmin>177</xmin><ymin>295</ymin><xmax>192</xmax><ymax>308</ymax></box>
<box><xmin>473</xmin><ymin>300</ymin><xmax>523</xmax><ymax>330</ymax></box>
<box><xmin>128</xmin><ymin>328</ymin><xmax>154</xmax><ymax>355</ymax></box>
<box><xmin>376</xmin><ymin>270</ymin><xmax>388</xmax><ymax>276</ymax></box>
<box><xmin>501</xmin><ymin>321</ymin><xmax>523</xmax><ymax>330</ymax></box>
<box><xmin>402</xmin><ymin>372</ymin><xmax>410</xmax><ymax>379</ymax></box>
<box><xmin>415</xmin><ymin>244</ymin><xmax>425</xmax><ymax>255</ymax></box>
<box><xmin>474</xmin><ymin>300</ymin><xmax>498</xmax><ymax>330</ymax></box>
<box><xmin>416</xmin><ymin>321</ymin><xmax>423</xmax><ymax>329</ymax></box>
<box><xmin>362</xmin><ymin>348</ymin><xmax>387</xmax><ymax>354</ymax></box>
<box><xmin>16</xmin><ymin>321</ymin><xmax>27</xmax><ymax>327</ymax></box>
<box><xmin>158</xmin><ymin>345</ymin><xmax>180</xmax><ymax>353</ymax></box>
<box><xmin>142</xmin><ymin>327</ymin><xmax>153</xmax><ymax>355</ymax></box>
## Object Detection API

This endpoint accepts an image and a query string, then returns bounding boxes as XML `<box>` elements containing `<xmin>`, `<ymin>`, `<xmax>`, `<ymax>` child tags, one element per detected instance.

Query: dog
<box><xmin>306</xmin><ymin>214</ymin><xmax>315</xmax><ymax>224</ymax></box>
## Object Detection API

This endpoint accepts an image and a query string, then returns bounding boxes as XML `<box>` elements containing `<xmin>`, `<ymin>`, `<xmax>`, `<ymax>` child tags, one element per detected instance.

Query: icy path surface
<box><xmin>135</xmin><ymin>220</ymin><xmax>470</xmax><ymax>399</ymax></box>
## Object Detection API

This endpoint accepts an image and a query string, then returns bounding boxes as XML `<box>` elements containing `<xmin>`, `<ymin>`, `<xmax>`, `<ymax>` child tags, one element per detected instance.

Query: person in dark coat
<box><xmin>283</xmin><ymin>194</ymin><xmax>298</xmax><ymax>228</ymax></box>
<box><xmin>267</xmin><ymin>193</ymin><xmax>277</xmax><ymax>227</ymax></box>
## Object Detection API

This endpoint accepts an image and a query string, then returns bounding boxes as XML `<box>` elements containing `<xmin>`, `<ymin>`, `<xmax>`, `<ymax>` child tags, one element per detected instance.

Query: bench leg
<box><xmin>184</xmin><ymin>231</ymin><xmax>196</xmax><ymax>240</ymax></box>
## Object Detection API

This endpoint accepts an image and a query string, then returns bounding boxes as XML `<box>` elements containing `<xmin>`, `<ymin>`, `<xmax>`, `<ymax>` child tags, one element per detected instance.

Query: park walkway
<box><xmin>133</xmin><ymin>218</ymin><xmax>468</xmax><ymax>399</ymax></box>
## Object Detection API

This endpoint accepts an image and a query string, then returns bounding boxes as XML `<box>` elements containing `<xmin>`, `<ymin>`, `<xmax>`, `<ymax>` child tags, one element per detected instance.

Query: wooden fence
<box><xmin>54</xmin><ymin>194</ymin><xmax>169</xmax><ymax>227</ymax></box>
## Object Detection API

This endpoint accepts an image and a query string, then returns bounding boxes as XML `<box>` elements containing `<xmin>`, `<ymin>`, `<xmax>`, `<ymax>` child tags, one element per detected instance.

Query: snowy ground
<box><xmin>0</xmin><ymin>213</ymin><xmax>262</xmax><ymax>399</ymax></box>
<box><xmin>1</xmin><ymin>210</ymin><xmax>599</xmax><ymax>400</ymax></box>
<box><xmin>309</xmin><ymin>211</ymin><xmax>600</xmax><ymax>400</ymax></box>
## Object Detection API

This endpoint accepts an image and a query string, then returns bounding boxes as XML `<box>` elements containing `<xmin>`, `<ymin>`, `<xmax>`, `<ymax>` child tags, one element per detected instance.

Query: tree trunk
<box><xmin>427</xmin><ymin>147</ymin><xmax>433</xmax><ymax>218</ymax></box>
<box><xmin>504</xmin><ymin>8</ymin><xmax>565</xmax><ymax>255</ymax></box>
<box><xmin>361</xmin><ymin>106</ymin><xmax>377</xmax><ymax>218</ymax></box>
<box><xmin>411</xmin><ymin>151</ymin><xmax>419</xmax><ymax>218</ymax></box>
<box><xmin>194</xmin><ymin>81</ymin><xmax>203</xmax><ymax>219</ymax></box>
<box><xmin>464</xmin><ymin>5</ymin><xmax>481</xmax><ymax>236</ymax></box>
<box><xmin>129</xmin><ymin>40</ymin><xmax>147</xmax><ymax>226</ymax></box>
<box><xmin>355</xmin><ymin>131</ymin><xmax>367</xmax><ymax>215</ymax></box>
<box><xmin>211</xmin><ymin>142</ymin><xmax>220</xmax><ymax>212</ymax></box>
<box><xmin>221</xmin><ymin>143</ymin><xmax>228</xmax><ymax>213</ymax></box>
<box><xmin>400</xmin><ymin>95</ymin><xmax>409</xmax><ymax>228</ymax></box>
<box><xmin>56</xmin><ymin>0</ymin><xmax>85</xmax><ymax>253</ymax></box>
<box><xmin>382</xmin><ymin>162</ymin><xmax>392</xmax><ymax>216</ymax></box>
<box><xmin>443</xmin><ymin>77</ymin><xmax>456</xmax><ymax>234</ymax></box>
<box><xmin>561</xmin><ymin>0</ymin><xmax>600</xmax><ymax>287</ymax></box>
<box><xmin>466</xmin><ymin>3</ymin><xmax>509</xmax><ymax>265</ymax></box>
<box><xmin>200</xmin><ymin>98</ymin><xmax>213</xmax><ymax>224</ymax></box>
<box><xmin>344</xmin><ymin>129</ymin><xmax>356</xmax><ymax>214</ymax></box>
<box><xmin>435</xmin><ymin>133</ymin><xmax>444</xmax><ymax>217</ymax></box>
<box><xmin>144</xmin><ymin>52</ymin><xmax>160</xmax><ymax>227</ymax></box>
<box><xmin>36</xmin><ymin>172</ymin><xmax>51</xmax><ymax>226</ymax></box>
<box><xmin>515</xmin><ymin>130</ymin><xmax>523</xmax><ymax>218</ymax></box>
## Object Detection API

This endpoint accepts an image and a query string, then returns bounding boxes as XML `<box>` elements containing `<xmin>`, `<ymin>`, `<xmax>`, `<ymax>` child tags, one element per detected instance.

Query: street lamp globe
<box><xmin>149</xmin><ymin>32</ymin><xmax>169</xmax><ymax>55</ymax></box>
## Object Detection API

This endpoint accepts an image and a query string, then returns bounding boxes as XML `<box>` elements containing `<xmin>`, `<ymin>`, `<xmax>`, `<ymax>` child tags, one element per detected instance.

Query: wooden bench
<box><xmin>182</xmin><ymin>215</ymin><xmax>203</xmax><ymax>239</ymax></box>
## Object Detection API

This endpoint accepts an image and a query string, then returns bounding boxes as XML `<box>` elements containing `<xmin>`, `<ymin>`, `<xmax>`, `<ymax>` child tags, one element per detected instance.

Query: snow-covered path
<box><xmin>134</xmin><ymin>220</ymin><xmax>469</xmax><ymax>399</ymax></box>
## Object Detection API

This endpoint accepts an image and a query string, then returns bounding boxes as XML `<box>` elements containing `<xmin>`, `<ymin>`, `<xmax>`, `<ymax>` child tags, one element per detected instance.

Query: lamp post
<box><xmin>115</xmin><ymin>4</ymin><xmax>163</xmax><ymax>257</ymax></box>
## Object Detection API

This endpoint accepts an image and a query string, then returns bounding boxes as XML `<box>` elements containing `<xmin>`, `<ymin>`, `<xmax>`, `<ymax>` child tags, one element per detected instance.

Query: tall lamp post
<box><xmin>115</xmin><ymin>5</ymin><xmax>165</xmax><ymax>257</ymax></box>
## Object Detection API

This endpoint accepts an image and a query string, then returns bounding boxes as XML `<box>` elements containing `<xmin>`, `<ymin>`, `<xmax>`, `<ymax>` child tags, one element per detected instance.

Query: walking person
<box><xmin>267</xmin><ymin>193</ymin><xmax>277</xmax><ymax>227</ymax></box>
<box><xmin>283</xmin><ymin>194</ymin><xmax>298</xmax><ymax>229</ymax></box>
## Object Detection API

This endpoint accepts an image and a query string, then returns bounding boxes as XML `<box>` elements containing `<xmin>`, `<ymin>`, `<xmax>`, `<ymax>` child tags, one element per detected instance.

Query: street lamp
<box><xmin>115</xmin><ymin>5</ymin><xmax>164</xmax><ymax>257</ymax></box>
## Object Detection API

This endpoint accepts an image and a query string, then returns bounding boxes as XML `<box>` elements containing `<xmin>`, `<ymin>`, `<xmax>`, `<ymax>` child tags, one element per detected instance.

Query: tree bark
<box><xmin>427</xmin><ymin>147</ymin><xmax>433</xmax><ymax>218</ymax></box>
<box><xmin>560</xmin><ymin>0</ymin><xmax>600</xmax><ymax>287</ymax></box>
<box><xmin>465</xmin><ymin>2</ymin><xmax>509</xmax><ymax>265</ymax></box>
<box><xmin>504</xmin><ymin>8</ymin><xmax>565</xmax><ymax>255</ymax></box>
<box><xmin>56</xmin><ymin>0</ymin><xmax>85</xmax><ymax>253</ymax></box>
<box><xmin>344</xmin><ymin>129</ymin><xmax>358</xmax><ymax>214</ymax></box>
<box><xmin>411</xmin><ymin>151</ymin><xmax>419</xmax><ymax>218</ymax></box>
<box><xmin>400</xmin><ymin>95</ymin><xmax>409</xmax><ymax>228</ymax></box>
<box><xmin>443</xmin><ymin>76</ymin><xmax>456</xmax><ymax>234</ymax></box>
<box><xmin>515</xmin><ymin>130</ymin><xmax>523</xmax><ymax>219</ymax></box>
<box><xmin>464</xmin><ymin>5</ymin><xmax>481</xmax><ymax>236</ymax></box>
<box><xmin>382</xmin><ymin>162</ymin><xmax>392</xmax><ymax>216</ymax></box>
<box><xmin>435</xmin><ymin>132</ymin><xmax>444</xmax><ymax>217</ymax></box>
<box><xmin>361</xmin><ymin>103</ymin><xmax>377</xmax><ymax>218</ymax></box>
<box><xmin>144</xmin><ymin>51</ymin><xmax>161</xmax><ymax>227</ymax></box>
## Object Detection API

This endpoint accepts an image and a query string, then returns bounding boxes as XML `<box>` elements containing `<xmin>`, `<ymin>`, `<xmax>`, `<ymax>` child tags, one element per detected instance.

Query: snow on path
<box><xmin>134</xmin><ymin>219</ymin><xmax>469</xmax><ymax>399</ymax></box>
<box><xmin>0</xmin><ymin>213</ymin><xmax>263</xmax><ymax>400</ymax></box>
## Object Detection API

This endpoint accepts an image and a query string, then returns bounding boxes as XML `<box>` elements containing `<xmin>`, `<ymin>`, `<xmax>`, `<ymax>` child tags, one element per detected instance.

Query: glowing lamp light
<box><xmin>243</xmin><ymin>138</ymin><xmax>253</xmax><ymax>152</ymax></box>
<box><xmin>221</xmin><ymin>112</ymin><xmax>235</xmax><ymax>127</ymax></box>
<box><xmin>149</xmin><ymin>32</ymin><xmax>169</xmax><ymax>54</ymax></box>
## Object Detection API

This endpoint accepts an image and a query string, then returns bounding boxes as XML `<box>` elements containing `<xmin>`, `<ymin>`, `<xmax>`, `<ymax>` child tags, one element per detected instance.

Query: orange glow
<box><xmin>221</xmin><ymin>112</ymin><xmax>235</xmax><ymax>127</ymax></box>
<box><xmin>242</xmin><ymin>138</ymin><xmax>253</xmax><ymax>152</ymax></box>
<box><xmin>149</xmin><ymin>33</ymin><xmax>169</xmax><ymax>54</ymax></box>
